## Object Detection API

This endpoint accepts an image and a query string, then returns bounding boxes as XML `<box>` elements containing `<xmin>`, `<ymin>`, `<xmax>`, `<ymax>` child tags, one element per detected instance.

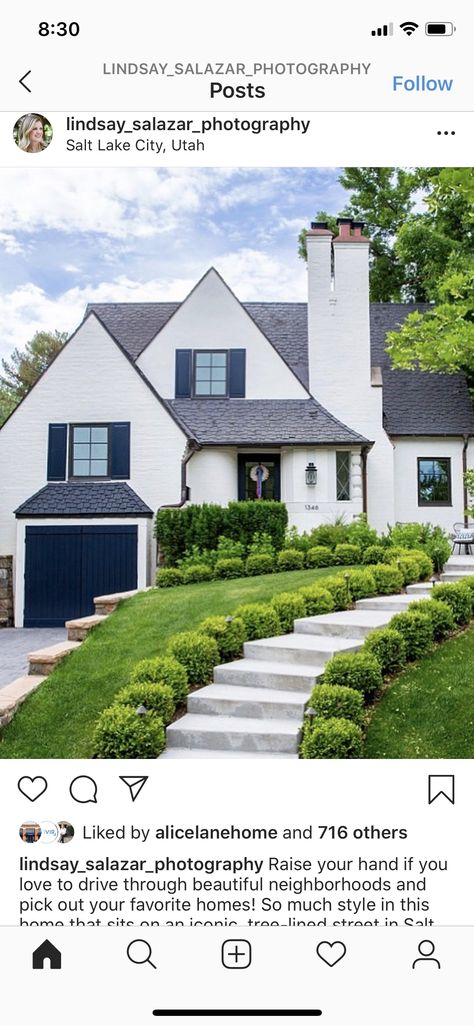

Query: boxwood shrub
<box><xmin>323</xmin><ymin>575</ymin><xmax>352</xmax><ymax>611</ymax></box>
<box><xmin>371</xmin><ymin>564</ymin><xmax>404</xmax><ymax>595</ymax></box>
<box><xmin>93</xmin><ymin>705</ymin><xmax>166</xmax><ymax>759</ymax></box>
<box><xmin>458</xmin><ymin>575</ymin><xmax>474</xmax><ymax>598</ymax></box>
<box><xmin>155</xmin><ymin>568</ymin><xmax>185</xmax><ymax>588</ymax></box>
<box><xmin>412</xmin><ymin>550</ymin><xmax>434</xmax><ymax>580</ymax></box>
<box><xmin>362</xmin><ymin>545</ymin><xmax>390</xmax><ymax>565</ymax></box>
<box><xmin>198</xmin><ymin>615</ymin><xmax>246</xmax><ymax>661</ymax></box>
<box><xmin>395</xmin><ymin>555</ymin><xmax>422</xmax><ymax>586</ymax></box>
<box><xmin>167</xmin><ymin>631</ymin><xmax>219</xmax><ymax>685</ymax></box>
<box><xmin>271</xmin><ymin>592</ymin><xmax>306</xmax><ymax>634</ymax></box>
<box><xmin>346</xmin><ymin>568</ymin><xmax>376</xmax><ymax>601</ymax></box>
<box><xmin>214</xmin><ymin>557</ymin><xmax>244</xmax><ymax>580</ymax></box>
<box><xmin>276</xmin><ymin>548</ymin><xmax>305</xmax><ymax>571</ymax></box>
<box><xmin>432</xmin><ymin>582</ymin><xmax>473</xmax><ymax>625</ymax></box>
<box><xmin>334</xmin><ymin>543</ymin><xmax>361</xmax><ymax>565</ymax></box>
<box><xmin>245</xmin><ymin>553</ymin><xmax>274</xmax><ymax>576</ymax></box>
<box><xmin>408</xmin><ymin>598</ymin><xmax>455</xmax><ymax>640</ymax></box>
<box><xmin>233</xmin><ymin>602</ymin><xmax>281</xmax><ymax>641</ymax></box>
<box><xmin>298</xmin><ymin>585</ymin><xmax>335</xmax><ymax>616</ymax></box>
<box><xmin>389</xmin><ymin>610</ymin><xmax>434</xmax><ymax>660</ymax></box>
<box><xmin>115</xmin><ymin>682</ymin><xmax>175</xmax><ymax>724</ymax></box>
<box><xmin>300</xmin><ymin>717</ymin><xmax>363</xmax><ymax>759</ymax></box>
<box><xmin>322</xmin><ymin>650</ymin><xmax>383</xmax><ymax>699</ymax></box>
<box><xmin>182</xmin><ymin>564</ymin><xmax>214</xmax><ymax>585</ymax></box>
<box><xmin>306</xmin><ymin>683</ymin><xmax>364</xmax><ymax>725</ymax></box>
<box><xmin>306</xmin><ymin>545</ymin><xmax>334</xmax><ymax>568</ymax></box>
<box><xmin>129</xmin><ymin>656</ymin><xmax>188</xmax><ymax>704</ymax></box>
<box><xmin>363</xmin><ymin>627</ymin><xmax>406</xmax><ymax>675</ymax></box>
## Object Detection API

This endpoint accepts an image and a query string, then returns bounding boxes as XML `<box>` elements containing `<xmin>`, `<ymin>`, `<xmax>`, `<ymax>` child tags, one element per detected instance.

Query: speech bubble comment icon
<box><xmin>69</xmin><ymin>776</ymin><xmax>98</xmax><ymax>804</ymax></box>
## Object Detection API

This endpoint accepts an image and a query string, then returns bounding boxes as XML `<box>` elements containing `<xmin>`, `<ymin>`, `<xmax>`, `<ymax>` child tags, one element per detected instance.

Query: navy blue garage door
<box><xmin>24</xmin><ymin>525</ymin><xmax>138</xmax><ymax>627</ymax></box>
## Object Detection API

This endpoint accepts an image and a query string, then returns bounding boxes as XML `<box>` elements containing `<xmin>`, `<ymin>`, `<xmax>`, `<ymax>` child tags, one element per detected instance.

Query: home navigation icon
<box><xmin>32</xmin><ymin>939</ymin><xmax>62</xmax><ymax>969</ymax></box>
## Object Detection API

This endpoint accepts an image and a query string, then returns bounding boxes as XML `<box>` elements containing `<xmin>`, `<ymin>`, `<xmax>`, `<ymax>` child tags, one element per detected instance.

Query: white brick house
<box><xmin>1</xmin><ymin>218</ymin><xmax>473</xmax><ymax>626</ymax></box>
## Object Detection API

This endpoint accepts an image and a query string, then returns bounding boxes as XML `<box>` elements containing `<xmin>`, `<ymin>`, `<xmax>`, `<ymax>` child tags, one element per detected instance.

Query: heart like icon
<box><xmin>316</xmin><ymin>941</ymin><xmax>347</xmax><ymax>967</ymax></box>
<box><xmin>18</xmin><ymin>776</ymin><xmax>48</xmax><ymax>802</ymax></box>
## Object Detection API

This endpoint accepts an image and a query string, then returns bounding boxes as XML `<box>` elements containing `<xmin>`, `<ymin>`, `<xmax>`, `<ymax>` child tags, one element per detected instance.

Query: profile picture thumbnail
<box><xmin>58</xmin><ymin>821</ymin><xmax>75</xmax><ymax>844</ymax></box>
<box><xmin>13</xmin><ymin>113</ymin><xmax>52</xmax><ymax>153</ymax></box>
<box><xmin>19</xmin><ymin>822</ymin><xmax>42</xmax><ymax>843</ymax></box>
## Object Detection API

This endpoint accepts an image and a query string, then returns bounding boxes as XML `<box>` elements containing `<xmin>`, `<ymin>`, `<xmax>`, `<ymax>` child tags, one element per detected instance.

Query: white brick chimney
<box><xmin>306</xmin><ymin>218</ymin><xmax>395</xmax><ymax>529</ymax></box>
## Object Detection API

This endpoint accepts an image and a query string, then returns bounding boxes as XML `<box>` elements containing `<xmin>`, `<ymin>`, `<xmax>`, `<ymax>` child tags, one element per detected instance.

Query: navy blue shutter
<box><xmin>229</xmin><ymin>349</ymin><xmax>246</xmax><ymax>397</ymax></box>
<box><xmin>47</xmin><ymin>424</ymin><xmax>67</xmax><ymax>481</ymax></box>
<box><xmin>110</xmin><ymin>422</ymin><xmax>130</xmax><ymax>479</ymax></box>
<box><xmin>175</xmin><ymin>350</ymin><xmax>192</xmax><ymax>397</ymax></box>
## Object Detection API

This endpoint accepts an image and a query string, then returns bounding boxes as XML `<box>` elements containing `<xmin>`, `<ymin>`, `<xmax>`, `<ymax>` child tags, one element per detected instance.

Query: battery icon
<box><xmin>425</xmin><ymin>22</ymin><xmax>455</xmax><ymax>35</ymax></box>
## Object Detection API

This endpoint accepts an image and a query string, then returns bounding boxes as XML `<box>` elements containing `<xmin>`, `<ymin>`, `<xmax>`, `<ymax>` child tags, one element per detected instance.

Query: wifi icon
<box><xmin>400</xmin><ymin>21</ymin><xmax>419</xmax><ymax>35</ymax></box>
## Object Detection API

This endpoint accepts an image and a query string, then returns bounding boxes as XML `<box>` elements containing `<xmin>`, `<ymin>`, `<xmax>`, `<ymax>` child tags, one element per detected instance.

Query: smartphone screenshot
<box><xmin>0</xmin><ymin>1</ymin><xmax>473</xmax><ymax>1022</ymax></box>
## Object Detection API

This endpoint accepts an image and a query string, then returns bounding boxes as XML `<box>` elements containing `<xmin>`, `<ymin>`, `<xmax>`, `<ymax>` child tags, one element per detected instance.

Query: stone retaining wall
<box><xmin>0</xmin><ymin>556</ymin><xmax>13</xmax><ymax>628</ymax></box>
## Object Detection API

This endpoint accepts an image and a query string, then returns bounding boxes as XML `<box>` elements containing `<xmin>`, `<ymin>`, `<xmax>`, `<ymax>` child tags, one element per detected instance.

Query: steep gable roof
<box><xmin>87</xmin><ymin>295</ymin><xmax>474</xmax><ymax>438</ymax></box>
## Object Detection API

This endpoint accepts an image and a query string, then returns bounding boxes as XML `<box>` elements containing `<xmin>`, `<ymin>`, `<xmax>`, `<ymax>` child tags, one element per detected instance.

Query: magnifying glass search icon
<box><xmin>127</xmin><ymin>939</ymin><xmax>157</xmax><ymax>969</ymax></box>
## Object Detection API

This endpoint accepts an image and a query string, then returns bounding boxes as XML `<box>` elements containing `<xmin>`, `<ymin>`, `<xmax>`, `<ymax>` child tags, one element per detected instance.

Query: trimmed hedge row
<box><xmin>156</xmin><ymin>543</ymin><xmax>434</xmax><ymax>589</ymax></box>
<box><xmin>300</xmin><ymin>579</ymin><xmax>474</xmax><ymax>759</ymax></box>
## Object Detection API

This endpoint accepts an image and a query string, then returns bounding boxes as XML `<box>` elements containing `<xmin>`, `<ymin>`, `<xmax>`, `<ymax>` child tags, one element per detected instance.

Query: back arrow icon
<box><xmin>19</xmin><ymin>71</ymin><xmax>32</xmax><ymax>93</ymax></box>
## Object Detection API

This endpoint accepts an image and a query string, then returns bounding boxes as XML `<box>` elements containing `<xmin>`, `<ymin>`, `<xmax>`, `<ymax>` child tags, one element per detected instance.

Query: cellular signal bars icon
<box><xmin>371</xmin><ymin>23</ymin><xmax>393</xmax><ymax>37</ymax></box>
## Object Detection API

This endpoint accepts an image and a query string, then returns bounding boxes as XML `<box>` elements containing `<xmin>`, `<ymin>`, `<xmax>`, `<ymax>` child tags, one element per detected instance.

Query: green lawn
<box><xmin>364</xmin><ymin>626</ymin><xmax>474</xmax><ymax>758</ymax></box>
<box><xmin>0</xmin><ymin>566</ymin><xmax>344</xmax><ymax>759</ymax></box>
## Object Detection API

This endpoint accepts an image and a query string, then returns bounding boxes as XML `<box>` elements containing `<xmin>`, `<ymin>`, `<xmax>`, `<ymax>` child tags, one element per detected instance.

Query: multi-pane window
<box><xmin>71</xmin><ymin>425</ymin><xmax>109</xmax><ymax>477</ymax></box>
<box><xmin>417</xmin><ymin>457</ymin><xmax>452</xmax><ymax>505</ymax></box>
<box><xmin>336</xmin><ymin>451</ymin><xmax>351</xmax><ymax>501</ymax></box>
<box><xmin>194</xmin><ymin>351</ymin><xmax>228</xmax><ymax>396</ymax></box>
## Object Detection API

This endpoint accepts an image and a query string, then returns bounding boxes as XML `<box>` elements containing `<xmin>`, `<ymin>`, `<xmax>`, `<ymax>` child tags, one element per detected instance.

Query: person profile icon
<box><xmin>412</xmin><ymin>939</ymin><xmax>441</xmax><ymax>969</ymax></box>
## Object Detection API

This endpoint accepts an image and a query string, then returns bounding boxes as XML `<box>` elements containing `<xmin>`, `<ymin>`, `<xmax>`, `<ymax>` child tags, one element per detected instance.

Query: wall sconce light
<box><xmin>305</xmin><ymin>461</ymin><xmax>318</xmax><ymax>486</ymax></box>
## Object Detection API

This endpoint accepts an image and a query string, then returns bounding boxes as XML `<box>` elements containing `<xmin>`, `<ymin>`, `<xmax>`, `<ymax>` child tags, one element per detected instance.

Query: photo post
<box><xmin>0</xmin><ymin>2</ymin><xmax>473</xmax><ymax>1023</ymax></box>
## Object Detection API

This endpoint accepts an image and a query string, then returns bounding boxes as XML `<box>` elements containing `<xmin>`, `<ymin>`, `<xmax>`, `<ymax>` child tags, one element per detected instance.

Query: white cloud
<box><xmin>0</xmin><ymin>232</ymin><xmax>24</xmax><ymax>255</ymax></box>
<box><xmin>0</xmin><ymin>249</ymin><xmax>307</xmax><ymax>360</ymax></box>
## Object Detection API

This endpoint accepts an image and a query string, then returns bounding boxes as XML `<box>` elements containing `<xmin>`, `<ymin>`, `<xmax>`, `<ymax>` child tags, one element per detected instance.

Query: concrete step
<box><xmin>445</xmin><ymin>556</ymin><xmax>474</xmax><ymax>570</ymax></box>
<box><xmin>355</xmin><ymin>593</ymin><xmax>421</xmax><ymax>612</ymax></box>
<box><xmin>440</xmin><ymin>571</ymin><xmax>474</xmax><ymax>583</ymax></box>
<box><xmin>159</xmin><ymin>749</ymin><xmax>298</xmax><ymax>759</ymax></box>
<box><xmin>294</xmin><ymin>608</ymin><xmax>393</xmax><ymax>639</ymax></box>
<box><xmin>28</xmin><ymin>640</ymin><xmax>81</xmax><ymax>676</ymax></box>
<box><xmin>166</xmin><ymin>714</ymin><xmax>302</xmax><ymax>753</ymax></box>
<box><xmin>66</xmin><ymin>614</ymin><xmax>108</xmax><ymax>642</ymax></box>
<box><xmin>214</xmin><ymin>659</ymin><xmax>321</xmax><ymax>693</ymax></box>
<box><xmin>187</xmin><ymin>683</ymin><xmax>307</xmax><ymax>720</ymax></box>
<box><xmin>406</xmin><ymin>582</ymin><xmax>435</xmax><ymax>594</ymax></box>
<box><xmin>244</xmin><ymin>633</ymin><xmax>361</xmax><ymax>667</ymax></box>
<box><xmin>94</xmin><ymin>589</ymin><xmax>139</xmax><ymax>615</ymax></box>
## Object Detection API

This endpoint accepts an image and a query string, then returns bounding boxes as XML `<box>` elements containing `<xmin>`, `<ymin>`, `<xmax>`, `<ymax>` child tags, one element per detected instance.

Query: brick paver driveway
<box><xmin>0</xmin><ymin>629</ymin><xmax>67</xmax><ymax>687</ymax></box>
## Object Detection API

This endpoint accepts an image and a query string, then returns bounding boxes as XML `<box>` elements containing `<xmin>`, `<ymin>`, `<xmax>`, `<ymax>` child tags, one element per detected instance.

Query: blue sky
<box><xmin>0</xmin><ymin>167</ymin><xmax>348</xmax><ymax>360</ymax></box>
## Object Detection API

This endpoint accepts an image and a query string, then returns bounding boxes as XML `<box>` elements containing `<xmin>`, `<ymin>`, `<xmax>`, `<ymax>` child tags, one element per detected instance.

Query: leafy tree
<box><xmin>0</xmin><ymin>330</ymin><xmax>67</xmax><ymax>424</ymax></box>
<box><xmin>387</xmin><ymin>168</ymin><xmax>474</xmax><ymax>378</ymax></box>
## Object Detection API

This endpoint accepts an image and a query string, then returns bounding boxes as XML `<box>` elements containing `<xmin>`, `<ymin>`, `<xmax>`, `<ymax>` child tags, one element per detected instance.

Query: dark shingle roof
<box><xmin>370</xmin><ymin>303</ymin><xmax>474</xmax><ymax>435</ymax></box>
<box><xmin>87</xmin><ymin>297</ymin><xmax>474</xmax><ymax>438</ymax></box>
<box><xmin>15</xmin><ymin>483</ymin><xmax>153</xmax><ymax>518</ymax></box>
<box><xmin>86</xmin><ymin>302</ymin><xmax>179</xmax><ymax>360</ymax></box>
<box><xmin>168</xmin><ymin>399</ymin><xmax>370</xmax><ymax>446</ymax></box>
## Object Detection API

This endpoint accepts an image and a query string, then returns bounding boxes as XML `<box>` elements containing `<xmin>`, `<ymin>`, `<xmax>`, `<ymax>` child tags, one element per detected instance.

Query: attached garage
<box><xmin>15</xmin><ymin>482</ymin><xmax>153</xmax><ymax>627</ymax></box>
<box><xmin>24</xmin><ymin>524</ymin><xmax>138</xmax><ymax>627</ymax></box>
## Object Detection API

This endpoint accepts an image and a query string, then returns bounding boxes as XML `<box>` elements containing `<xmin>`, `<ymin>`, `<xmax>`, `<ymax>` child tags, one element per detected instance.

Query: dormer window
<box><xmin>194</xmin><ymin>350</ymin><xmax>228</xmax><ymax>396</ymax></box>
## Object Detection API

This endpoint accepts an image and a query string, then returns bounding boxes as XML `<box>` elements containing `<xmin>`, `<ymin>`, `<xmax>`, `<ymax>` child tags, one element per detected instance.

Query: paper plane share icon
<box><xmin>119</xmin><ymin>776</ymin><xmax>149</xmax><ymax>802</ymax></box>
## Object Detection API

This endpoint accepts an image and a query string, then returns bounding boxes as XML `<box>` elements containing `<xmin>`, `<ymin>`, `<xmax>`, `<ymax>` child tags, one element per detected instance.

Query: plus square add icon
<box><xmin>221</xmin><ymin>939</ymin><xmax>252</xmax><ymax>969</ymax></box>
